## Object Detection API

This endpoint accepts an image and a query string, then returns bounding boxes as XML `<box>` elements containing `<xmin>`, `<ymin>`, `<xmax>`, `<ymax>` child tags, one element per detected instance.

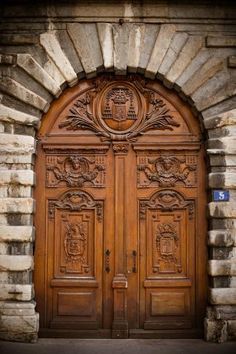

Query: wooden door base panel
<box><xmin>39</xmin><ymin>329</ymin><xmax>112</xmax><ymax>339</ymax></box>
<box><xmin>129</xmin><ymin>329</ymin><xmax>203</xmax><ymax>339</ymax></box>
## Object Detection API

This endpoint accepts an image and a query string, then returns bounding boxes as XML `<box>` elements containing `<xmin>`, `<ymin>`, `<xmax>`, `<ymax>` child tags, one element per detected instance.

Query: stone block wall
<box><xmin>0</xmin><ymin>0</ymin><xmax>236</xmax><ymax>343</ymax></box>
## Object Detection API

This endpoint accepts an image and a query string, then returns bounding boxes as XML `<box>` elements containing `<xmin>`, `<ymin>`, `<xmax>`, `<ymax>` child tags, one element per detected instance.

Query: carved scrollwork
<box><xmin>48</xmin><ymin>190</ymin><xmax>103</xmax><ymax>222</ymax></box>
<box><xmin>59</xmin><ymin>77</ymin><xmax>180</xmax><ymax>142</ymax></box>
<box><xmin>139</xmin><ymin>190</ymin><xmax>194</xmax><ymax>220</ymax></box>
<box><xmin>137</xmin><ymin>154</ymin><xmax>197</xmax><ymax>187</ymax></box>
<box><xmin>46</xmin><ymin>154</ymin><xmax>106</xmax><ymax>188</ymax></box>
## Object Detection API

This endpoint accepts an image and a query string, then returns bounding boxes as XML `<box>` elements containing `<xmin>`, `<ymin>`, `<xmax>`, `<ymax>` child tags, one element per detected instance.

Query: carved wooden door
<box><xmin>35</xmin><ymin>76</ymin><xmax>207</xmax><ymax>338</ymax></box>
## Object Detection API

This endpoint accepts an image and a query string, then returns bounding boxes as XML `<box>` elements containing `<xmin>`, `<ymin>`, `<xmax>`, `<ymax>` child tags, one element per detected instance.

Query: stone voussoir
<box><xmin>17</xmin><ymin>53</ymin><xmax>62</xmax><ymax>98</ymax></box>
<box><xmin>40</xmin><ymin>31</ymin><xmax>78</xmax><ymax>86</ymax></box>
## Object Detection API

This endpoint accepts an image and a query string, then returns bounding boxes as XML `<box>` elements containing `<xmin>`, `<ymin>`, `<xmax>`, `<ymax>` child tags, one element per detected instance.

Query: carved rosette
<box><xmin>59</xmin><ymin>76</ymin><xmax>180</xmax><ymax>142</ymax></box>
<box><xmin>46</xmin><ymin>154</ymin><xmax>106</xmax><ymax>188</ymax></box>
<box><xmin>139</xmin><ymin>190</ymin><xmax>194</xmax><ymax>220</ymax></box>
<box><xmin>48</xmin><ymin>190</ymin><xmax>103</xmax><ymax>222</ymax></box>
<box><xmin>137</xmin><ymin>154</ymin><xmax>197</xmax><ymax>188</ymax></box>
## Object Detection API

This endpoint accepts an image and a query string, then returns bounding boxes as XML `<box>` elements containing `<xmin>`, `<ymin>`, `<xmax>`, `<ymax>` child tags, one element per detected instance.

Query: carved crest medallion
<box><xmin>100</xmin><ymin>85</ymin><xmax>138</xmax><ymax>131</ymax></box>
<box><xmin>64</xmin><ymin>221</ymin><xmax>87</xmax><ymax>263</ymax></box>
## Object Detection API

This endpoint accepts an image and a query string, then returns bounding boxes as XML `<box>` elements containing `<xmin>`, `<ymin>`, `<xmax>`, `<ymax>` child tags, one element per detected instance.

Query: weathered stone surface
<box><xmin>43</xmin><ymin>56</ymin><xmax>65</xmax><ymax>87</ymax></box>
<box><xmin>0</xmin><ymin>284</ymin><xmax>34</xmax><ymax>301</ymax></box>
<box><xmin>0</xmin><ymin>34</ymin><xmax>38</xmax><ymax>45</ymax></box>
<box><xmin>182</xmin><ymin>57</ymin><xmax>224</xmax><ymax>96</ymax></box>
<box><xmin>0</xmin><ymin>170</ymin><xmax>35</xmax><ymax>186</ymax></box>
<box><xmin>56</xmin><ymin>30</ymin><xmax>84</xmax><ymax>76</ymax></box>
<box><xmin>0</xmin><ymin>103</ymin><xmax>39</xmax><ymax>126</ymax></box>
<box><xmin>204</xmin><ymin>109</ymin><xmax>236</xmax><ymax>129</ymax></box>
<box><xmin>158</xmin><ymin>32</ymin><xmax>188</xmax><ymax>77</ymax></box>
<box><xmin>0</xmin><ymin>313</ymin><xmax>39</xmax><ymax>333</ymax></box>
<box><xmin>0</xmin><ymin>134</ymin><xmax>35</xmax><ymax>154</ymax></box>
<box><xmin>0</xmin><ymin>76</ymin><xmax>49</xmax><ymax>113</ymax></box>
<box><xmin>209</xmin><ymin>260</ymin><xmax>236</xmax><ymax>276</ymax></box>
<box><xmin>0</xmin><ymin>255</ymin><xmax>33</xmax><ymax>271</ymax></box>
<box><xmin>0</xmin><ymin>198</ymin><xmax>34</xmax><ymax>214</ymax></box>
<box><xmin>165</xmin><ymin>36</ymin><xmax>203</xmax><ymax>85</ymax></box>
<box><xmin>17</xmin><ymin>54</ymin><xmax>62</xmax><ymax>97</ymax></box>
<box><xmin>209</xmin><ymin>230</ymin><xmax>236</xmax><ymax>247</ymax></box>
<box><xmin>211</xmin><ymin>247</ymin><xmax>236</xmax><ymax>261</ymax></box>
<box><xmin>228</xmin><ymin>55</ymin><xmax>236</xmax><ymax>68</ymax></box>
<box><xmin>207</xmin><ymin>305</ymin><xmax>236</xmax><ymax>320</ymax></box>
<box><xmin>40</xmin><ymin>31</ymin><xmax>78</xmax><ymax>86</ymax></box>
<box><xmin>197</xmin><ymin>75</ymin><xmax>236</xmax><ymax>112</ymax></box>
<box><xmin>137</xmin><ymin>24</ymin><xmax>159</xmax><ymax>73</ymax></box>
<box><xmin>209</xmin><ymin>172</ymin><xmax>236</xmax><ymax>189</ymax></box>
<box><xmin>0</xmin><ymin>301</ymin><xmax>36</xmax><ymax>316</ymax></box>
<box><xmin>202</xmin><ymin>95</ymin><xmax>236</xmax><ymax>119</ymax></box>
<box><xmin>209</xmin><ymin>288</ymin><xmax>236</xmax><ymax>305</ymax></box>
<box><xmin>0</xmin><ymin>331</ymin><xmax>37</xmax><ymax>343</ymax></box>
<box><xmin>204</xmin><ymin>318</ymin><xmax>227</xmax><ymax>343</ymax></box>
<box><xmin>97</xmin><ymin>23</ymin><xmax>114</xmax><ymax>70</ymax></box>
<box><xmin>209</xmin><ymin>154</ymin><xmax>236</xmax><ymax>167</ymax></box>
<box><xmin>145</xmin><ymin>24</ymin><xmax>176</xmax><ymax>79</ymax></box>
<box><xmin>207</xmin><ymin>36</ymin><xmax>236</xmax><ymax>48</ymax></box>
<box><xmin>127</xmin><ymin>24</ymin><xmax>145</xmax><ymax>73</ymax></box>
<box><xmin>68</xmin><ymin>23</ymin><xmax>103</xmax><ymax>77</ymax></box>
<box><xmin>208</xmin><ymin>202</ymin><xmax>236</xmax><ymax>218</ymax></box>
<box><xmin>228</xmin><ymin>320</ymin><xmax>236</xmax><ymax>339</ymax></box>
<box><xmin>113</xmin><ymin>24</ymin><xmax>130</xmax><ymax>75</ymax></box>
<box><xmin>0</xmin><ymin>54</ymin><xmax>15</xmax><ymax>65</ymax></box>
<box><xmin>0</xmin><ymin>185</ymin><xmax>32</xmax><ymax>198</ymax></box>
<box><xmin>208</xmin><ymin>125</ymin><xmax>236</xmax><ymax>139</ymax></box>
<box><xmin>208</xmin><ymin>137</ymin><xmax>236</xmax><ymax>153</ymax></box>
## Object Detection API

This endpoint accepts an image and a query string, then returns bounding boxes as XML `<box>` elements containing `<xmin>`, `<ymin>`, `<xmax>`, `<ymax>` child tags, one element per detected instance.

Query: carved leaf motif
<box><xmin>58</xmin><ymin>78</ymin><xmax>180</xmax><ymax>141</ymax></box>
<box><xmin>48</xmin><ymin>190</ymin><xmax>103</xmax><ymax>222</ymax></box>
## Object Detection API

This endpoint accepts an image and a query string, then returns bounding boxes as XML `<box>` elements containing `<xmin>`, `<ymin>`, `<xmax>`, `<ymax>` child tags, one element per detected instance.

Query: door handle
<box><xmin>132</xmin><ymin>250</ymin><xmax>137</xmax><ymax>273</ymax></box>
<box><xmin>105</xmin><ymin>249</ymin><xmax>111</xmax><ymax>273</ymax></box>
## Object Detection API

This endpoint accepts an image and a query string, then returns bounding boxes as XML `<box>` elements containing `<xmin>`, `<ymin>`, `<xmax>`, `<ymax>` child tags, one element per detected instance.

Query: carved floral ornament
<box><xmin>59</xmin><ymin>77</ymin><xmax>180</xmax><ymax>142</ymax></box>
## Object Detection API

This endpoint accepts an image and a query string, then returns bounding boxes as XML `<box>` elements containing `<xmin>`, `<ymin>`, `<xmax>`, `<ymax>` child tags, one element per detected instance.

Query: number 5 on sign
<box><xmin>213</xmin><ymin>190</ymin><xmax>229</xmax><ymax>202</ymax></box>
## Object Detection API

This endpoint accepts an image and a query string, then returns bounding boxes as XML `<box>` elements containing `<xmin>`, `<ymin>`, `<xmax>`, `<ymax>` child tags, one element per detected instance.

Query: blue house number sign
<box><xmin>213</xmin><ymin>190</ymin><xmax>230</xmax><ymax>202</ymax></box>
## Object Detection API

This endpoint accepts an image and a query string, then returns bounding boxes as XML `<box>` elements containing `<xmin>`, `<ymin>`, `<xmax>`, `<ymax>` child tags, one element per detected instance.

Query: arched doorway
<box><xmin>34</xmin><ymin>75</ymin><xmax>207</xmax><ymax>338</ymax></box>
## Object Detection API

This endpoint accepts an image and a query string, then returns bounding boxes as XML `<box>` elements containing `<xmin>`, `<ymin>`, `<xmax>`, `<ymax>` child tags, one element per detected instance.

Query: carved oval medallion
<box><xmin>96</xmin><ymin>82</ymin><xmax>142</xmax><ymax>133</ymax></box>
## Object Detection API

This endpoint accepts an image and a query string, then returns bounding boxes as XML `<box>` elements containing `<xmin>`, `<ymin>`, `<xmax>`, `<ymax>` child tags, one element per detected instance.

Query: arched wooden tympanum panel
<box><xmin>35</xmin><ymin>75</ymin><xmax>207</xmax><ymax>338</ymax></box>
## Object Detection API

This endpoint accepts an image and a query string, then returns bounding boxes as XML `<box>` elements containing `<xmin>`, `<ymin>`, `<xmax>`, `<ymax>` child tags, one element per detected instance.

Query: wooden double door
<box><xmin>35</xmin><ymin>76</ymin><xmax>207</xmax><ymax>338</ymax></box>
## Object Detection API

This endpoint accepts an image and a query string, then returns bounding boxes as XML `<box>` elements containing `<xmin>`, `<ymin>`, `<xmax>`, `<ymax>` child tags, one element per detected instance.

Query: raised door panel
<box><xmin>139</xmin><ymin>188</ymin><xmax>196</xmax><ymax>330</ymax></box>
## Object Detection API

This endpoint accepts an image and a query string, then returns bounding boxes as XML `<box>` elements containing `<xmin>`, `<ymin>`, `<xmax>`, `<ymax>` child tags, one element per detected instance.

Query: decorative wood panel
<box><xmin>137</xmin><ymin>154</ymin><xmax>197</xmax><ymax>188</ymax></box>
<box><xmin>55</xmin><ymin>211</ymin><xmax>93</xmax><ymax>276</ymax></box>
<box><xmin>46</xmin><ymin>154</ymin><xmax>106</xmax><ymax>188</ymax></box>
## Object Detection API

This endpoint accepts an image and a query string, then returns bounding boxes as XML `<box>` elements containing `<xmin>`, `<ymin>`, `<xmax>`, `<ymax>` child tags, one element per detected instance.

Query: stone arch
<box><xmin>0</xmin><ymin>22</ymin><xmax>236</xmax><ymax>343</ymax></box>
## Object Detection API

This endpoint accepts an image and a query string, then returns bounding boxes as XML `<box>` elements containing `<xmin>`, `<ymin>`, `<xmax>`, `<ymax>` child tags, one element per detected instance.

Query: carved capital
<box><xmin>112</xmin><ymin>143</ymin><xmax>129</xmax><ymax>154</ymax></box>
